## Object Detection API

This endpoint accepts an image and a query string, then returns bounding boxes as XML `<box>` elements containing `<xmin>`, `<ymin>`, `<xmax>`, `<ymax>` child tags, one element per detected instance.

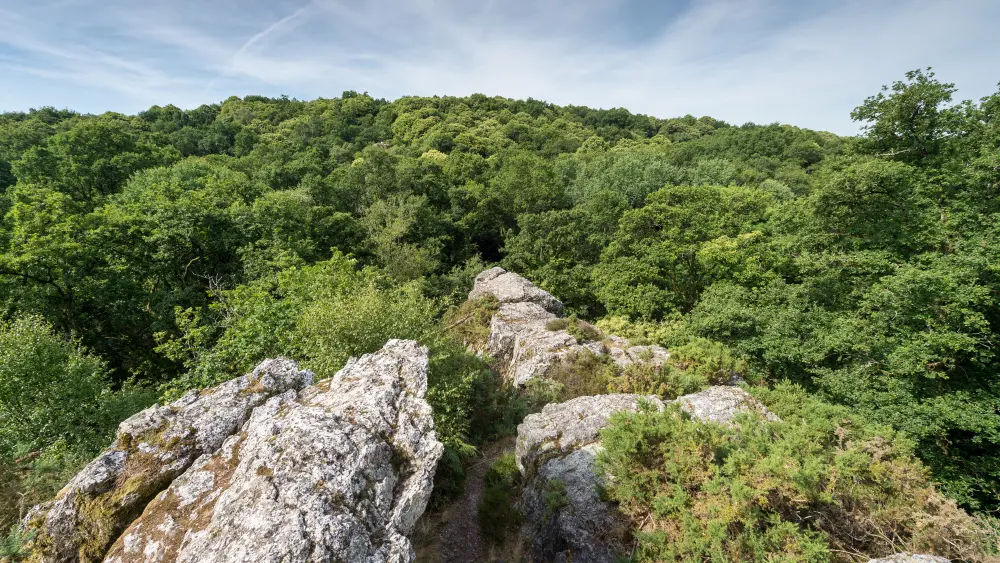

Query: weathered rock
<box><xmin>515</xmin><ymin>394</ymin><xmax>664</xmax><ymax>475</ymax></box>
<box><xmin>516</xmin><ymin>395</ymin><xmax>663</xmax><ymax>563</ymax></box>
<box><xmin>486</xmin><ymin>302</ymin><xmax>602</xmax><ymax>386</ymax></box>
<box><xmin>22</xmin><ymin>359</ymin><xmax>313</xmax><ymax>563</ymax></box>
<box><xmin>103</xmin><ymin>339</ymin><xmax>443</xmax><ymax>563</ymax></box>
<box><xmin>469</xmin><ymin>267</ymin><xmax>565</xmax><ymax>316</ymax></box>
<box><xmin>470</xmin><ymin>268</ymin><xmax>670</xmax><ymax>387</ymax></box>
<box><xmin>866</xmin><ymin>555</ymin><xmax>950</xmax><ymax>563</ymax></box>
<box><xmin>676</xmin><ymin>385</ymin><xmax>779</xmax><ymax>425</ymax></box>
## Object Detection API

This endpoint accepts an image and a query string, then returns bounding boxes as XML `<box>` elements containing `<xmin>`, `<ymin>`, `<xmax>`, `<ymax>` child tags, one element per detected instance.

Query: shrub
<box><xmin>479</xmin><ymin>453</ymin><xmax>523</xmax><ymax>545</ymax></box>
<box><xmin>598</xmin><ymin>384</ymin><xmax>994</xmax><ymax>562</ymax></box>
<box><xmin>544</xmin><ymin>315</ymin><xmax>602</xmax><ymax>342</ymax></box>
<box><xmin>544</xmin><ymin>350</ymin><xmax>617</xmax><ymax>399</ymax></box>
<box><xmin>444</xmin><ymin>295</ymin><xmax>499</xmax><ymax>350</ymax></box>
<box><xmin>606</xmin><ymin>362</ymin><xmax>707</xmax><ymax>398</ymax></box>
<box><xmin>669</xmin><ymin>337</ymin><xmax>752</xmax><ymax>385</ymax></box>
<box><xmin>0</xmin><ymin>317</ymin><xmax>155</xmax><ymax>533</ymax></box>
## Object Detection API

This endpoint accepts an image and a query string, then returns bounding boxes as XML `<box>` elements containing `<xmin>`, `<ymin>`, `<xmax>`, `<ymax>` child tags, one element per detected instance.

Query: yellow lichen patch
<box><xmin>103</xmin><ymin>432</ymin><xmax>248</xmax><ymax>562</ymax></box>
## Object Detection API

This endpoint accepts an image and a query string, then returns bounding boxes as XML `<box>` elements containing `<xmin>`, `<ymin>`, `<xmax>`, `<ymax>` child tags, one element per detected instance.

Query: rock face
<box><xmin>469</xmin><ymin>267</ymin><xmax>565</xmax><ymax>316</ymax></box>
<box><xmin>515</xmin><ymin>395</ymin><xmax>664</xmax><ymax>563</ymax></box>
<box><xmin>23</xmin><ymin>340</ymin><xmax>443</xmax><ymax>563</ymax></box>
<box><xmin>23</xmin><ymin>359</ymin><xmax>313</xmax><ymax>563</ymax></box>
<box><xmin>470</xmin><ymin>267</ymin><xmax>670</xmax><ymax>386</ymax></box>
<box><xmin>676</xmin><ymin>385</ymin><xmax>780</xmax><ymax>425</ymax></box>
<box><xmin>867</xmin><ymin>555</ymin><xmax>950</xmax><ymax>563</ymax></box>
<box><xmin>515</xmin><ymin>388</ymin><xmax>778</xmax><ymax>563</ymax></box>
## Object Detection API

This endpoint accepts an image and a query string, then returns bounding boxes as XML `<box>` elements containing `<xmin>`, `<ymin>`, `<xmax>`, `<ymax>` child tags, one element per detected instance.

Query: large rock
<box><xmin>469</xmin><ymin>268</ymin><xmax>670</xmax><ymax>386</ymax></box>
<box><xmin>469</xmin><ymin>267</ymin><xmax>565</xmax><ymax>316</ymax></box>
<box><xmin>516</xmin><ymin>395</ymin><xmax>663</xmax><ymax>563</ymax></box>
<box><xmin>676</xmin><ymin>385</ymin><xmax>779</xmax><ymax>425</ymax></box>
<box><xmin>515</xmin><ymin>388</ymin><xmax>779</xmax><ymax>563</ymax></box>
<box><xmin>486</xmin><ymin>302</ymin><xmax>605</xmax><ymax>386</ymax></box>
<box><xmin>103</xmin><ymin>339</ymin><xmax>443</xmax><ymax>563</ymax></box>
<box><xmin>22</xmin><ymin>359</ymin><xmax>313</xmax><ymax>563</ymax></box>
<box><xmin>867</xmin><ymin>555</ymin><xmax>950</xmax><ymax>563</ymax></box>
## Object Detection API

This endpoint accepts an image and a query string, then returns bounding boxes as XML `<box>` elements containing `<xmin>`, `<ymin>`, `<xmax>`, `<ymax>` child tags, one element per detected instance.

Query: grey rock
<box><xmin>22</xmin><ymin>359</ymin><xmax>313</xmax><ymax>562</ymax></box>
<box><xmin>676</xmin><ymin>385</ymin><xmax>779</xmax><ymax>425</ymax></box>
<box><xmin>516</xmin><ymin>395</ymin><xmax>663</xmax><ymax>563</ymax></box>
<box><xmin>516</xmin><ymin>394</ymin><xmax>664</xmax><ymax>476</ymax></box>
<box><xmin>470</xmin><ymin>269</ymin><xmax>671</xmax><ymax>387</ymax></box>
<box><xmin>486</xmin><ymin>302</ymin><xmax>586</xmax><ymax>386</ymax></box>
<box><xmin>104</xmin><ymin>339</ymin><xmax>443</xmax><ymax>563</ymax></box>
<box><xmin>867</xmin><ymin>555</ymin><xmax>950</xmax><ymax>563</ymax></box>
<box><xmin>469</xmin><ymin>267</ymin><xmax>565</xmax><ymax>316</ymax></box>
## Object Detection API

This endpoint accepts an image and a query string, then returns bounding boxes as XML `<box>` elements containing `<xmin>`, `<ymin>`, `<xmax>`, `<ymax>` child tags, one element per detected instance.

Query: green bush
<box><xmin>0</xmin><ymin>317</ymin><xmax>155</xmax><ymax>533</ymax></box>
<box><xmin>598</xmin><ymin>384</ymin><xmax>994</xmax><ymax>562</ymax></box>
<box><xmin>444</xmin><ymin>295</ymin><xmax>499</xmax><ymax>350</ymax></box>
<box><xmin>606</xmin><ymin>362</ymin><xmax>707</xmax><ymax>398</ymax></box>
<box><xmin>544</xmin><ymin>350</ymin><xmax>617</xmax><ymax>399</ymax></box>
<box><xmin>544</xmin><ymin>315</ymin><xmax>603</xmax><ymax>342</ymax></box>
<box><xmin>479</xmin><ymin>453</ymin><xmax>523</xmax><ymax>545</ymax></box>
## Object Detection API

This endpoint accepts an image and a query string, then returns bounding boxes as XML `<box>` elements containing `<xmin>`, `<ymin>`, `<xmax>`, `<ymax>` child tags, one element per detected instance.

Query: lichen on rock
<box><xmin>103</xmin><ymin>339</ymin><xmax>443</xmax><ymax>563</ymax></box>
<box><xmin>21</xmin><ymin>359</ymin><xmax>313</xmax><ymax>563</ymax></box>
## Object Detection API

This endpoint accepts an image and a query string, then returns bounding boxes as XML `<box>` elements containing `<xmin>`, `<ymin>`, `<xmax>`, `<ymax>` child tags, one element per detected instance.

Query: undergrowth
<box><xmin>598</xmin><ymin>384</ymin><xmax>998</xmax><ymax>562</ymax></box>
<box><xmin>478</xmin><ymin>453</ymin><xmax>523</xmax><ymax>545</ymax></box>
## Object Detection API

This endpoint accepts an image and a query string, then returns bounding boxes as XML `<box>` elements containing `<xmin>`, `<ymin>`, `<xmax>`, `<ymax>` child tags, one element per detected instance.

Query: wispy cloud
<box><xmin>1</xmin><ymin>0</ymin><xmax>998</xmax><ymax>133</ymax></box>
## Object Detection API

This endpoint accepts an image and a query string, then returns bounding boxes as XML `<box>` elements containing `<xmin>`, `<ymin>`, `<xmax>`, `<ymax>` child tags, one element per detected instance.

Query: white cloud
<box><xmin>1</xmin><ymin>0</ymin><xmax>998</xmax><ymax>133</ymax></box>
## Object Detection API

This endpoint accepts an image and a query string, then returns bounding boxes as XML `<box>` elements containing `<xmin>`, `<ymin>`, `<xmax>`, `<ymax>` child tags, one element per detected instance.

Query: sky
<box><xmin>1</xmin><ymin>0</ymin><xmax>999</xmax><ymax>134</ymax></box>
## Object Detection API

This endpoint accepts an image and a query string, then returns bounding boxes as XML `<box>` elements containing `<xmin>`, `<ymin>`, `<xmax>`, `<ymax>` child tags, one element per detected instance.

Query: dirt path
<box><xmin>415</xmin><ymin>438</ymin><xmax>513</xmax><ymax>563</ymax></box>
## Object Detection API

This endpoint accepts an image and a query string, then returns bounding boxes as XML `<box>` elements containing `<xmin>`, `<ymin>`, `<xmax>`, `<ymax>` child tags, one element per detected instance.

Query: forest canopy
<box><xmin>1</xmin><ymin>69</ymin><xmax>999</xmax><ymax>539</ymax></box>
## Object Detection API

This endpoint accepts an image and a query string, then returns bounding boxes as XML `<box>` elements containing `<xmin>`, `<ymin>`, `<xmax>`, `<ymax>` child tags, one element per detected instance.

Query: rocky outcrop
<box><xmin>515</xmin><ymin>395</ymin><xmax>664</xmax><ymax>563</ymax></box>
<box><xmin>23</xmin><ymin>340</ymin><xmax>443</xmax><ymax>563</ymax></box>
<box><xmin>470</xmin><ymin>267</ymin><xmax>670</xmax><ymax>386</ymax></box>
<box><xmin>469</xmin><ymin>267</ymin><xmax>565</xmax><ymax>316</ymax></box>
<box><xmin>676</xmin><ymin>385</ymin><xmax>780</xmax><ymax>425</ymax></box>
<box><xmin>867</xmin><ymin>555</ymin><xmax>950</xmax><ymax>563</ymax></box>
<box><xmin>515</xmin><ymin>388</ymin><xmax>778</xmax><ymax>563</ymax></box>
<box><xmin>22</xmin><ymin>359</ymin><xmax>313</xmax><ymax>563</ymax></box>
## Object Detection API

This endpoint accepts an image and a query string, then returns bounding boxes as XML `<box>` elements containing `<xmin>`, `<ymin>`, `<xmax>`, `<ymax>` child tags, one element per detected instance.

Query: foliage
<box><xmin>598</xmin><ymin>386</ymin><xmax>996</xmax><ymax>562</ymax></box>
<box><xmin>543</xmin><ymin>315</ymin><xmax>603</xmax><ymax>342</ymax></box>
<box><xmin>0</xmin><ymin>317</ymin><xmax>154</xmax><ymax>533</ymax></box>
<box><xmin>478</xmin><ymin>453</ymin><xmax>523</xmax><ymax>545</ymax></box>
<box><xmin>2</xmin><ymin>70</ymin><xmax>1000</xmax><ymax>520</ymax></box>
<box><xmin>444</xmin><ymin>295</ymin><xmax>499</xmax><ymax>349</ymax></box>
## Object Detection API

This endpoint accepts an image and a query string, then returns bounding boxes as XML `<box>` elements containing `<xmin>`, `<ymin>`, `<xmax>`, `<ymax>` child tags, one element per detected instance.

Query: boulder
<box><xmin>469</xmin><ymin>267</ymin><xmax>565</xmax><ymax>316</ymax></box>
<box><xmin>604</xmin><ymin>335</ymin><xmax>671</xmax><ymax>369</ymax></box>
<box><xmin>514</xmin><ymin>388</ymin><xmax>779</xmax><ymax>563</ymax></box>
<box><xmin>516</xmin><ymin>395</ymin><xmax>664</xmax><ymax>563</ymax></box>
<box><xmin>102</xmin><ymin>339</ymin><xmax>443</xmax><ymax>563</ymax></box>
<box><xmin>867</xmin><ymin>555</ymin><xmax>950</xmax><ymax>563</ymax></box>
<box><xmin>676</xmin><ymin>385</ymin><xmax>779</xmax><ymax>425</ymax></box>
<box><xmin>22</xmin><ymin>359</ymin><xmax>313</xmax><ymax>563</ymax></box>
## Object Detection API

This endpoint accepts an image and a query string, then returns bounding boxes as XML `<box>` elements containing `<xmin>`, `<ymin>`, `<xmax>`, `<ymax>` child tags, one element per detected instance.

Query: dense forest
<box><xmin>1</xmin><ymin>69</ymin><xmax>999</xmax><ymax>557</ymax></box>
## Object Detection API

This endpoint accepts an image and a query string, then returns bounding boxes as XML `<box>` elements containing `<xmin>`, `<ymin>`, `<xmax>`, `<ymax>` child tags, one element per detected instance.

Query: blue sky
<box><xmin>1</xmin><ymin>0</ymin><xmax>999</xmax><ymax>134</ymax></box>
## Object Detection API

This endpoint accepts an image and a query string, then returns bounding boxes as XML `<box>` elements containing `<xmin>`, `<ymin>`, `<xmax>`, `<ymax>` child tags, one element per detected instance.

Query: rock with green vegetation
<box><xmin>515</xmin><ymin>388</ymin><xmax>778</xmax><ymax>563</ymax></box>
<box><xmin>21</xmin><ymin>358</ymin><xmax>312</xmax><ymax>563</ymax></box>
<box><xmin>487</xmin><ymin>301</ymin><xmax>606</xmax><ymax>386</ymax></box>
<box><xmin>675</xmin><ymin>385</ymin><xmax>779</xmax><ymax>425</ymax></box>
<box><xmin>603</xmin><ymin>335</ymin><xmax>671</xmax><ymax>369</ymax></box>
<box><xmin>470</xmin><ymin>268</ymin><xmax>671</xmax><ymax>388</ymax></box>
<box><xmin>515</xmin><ymin>394</ymin><xmax>664</xmax><ymax>563</ymax></box>
<box><xmin>103</xmin><ymin>339</ymin><xmax>443</xmax><ymax>563</ymax></box>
